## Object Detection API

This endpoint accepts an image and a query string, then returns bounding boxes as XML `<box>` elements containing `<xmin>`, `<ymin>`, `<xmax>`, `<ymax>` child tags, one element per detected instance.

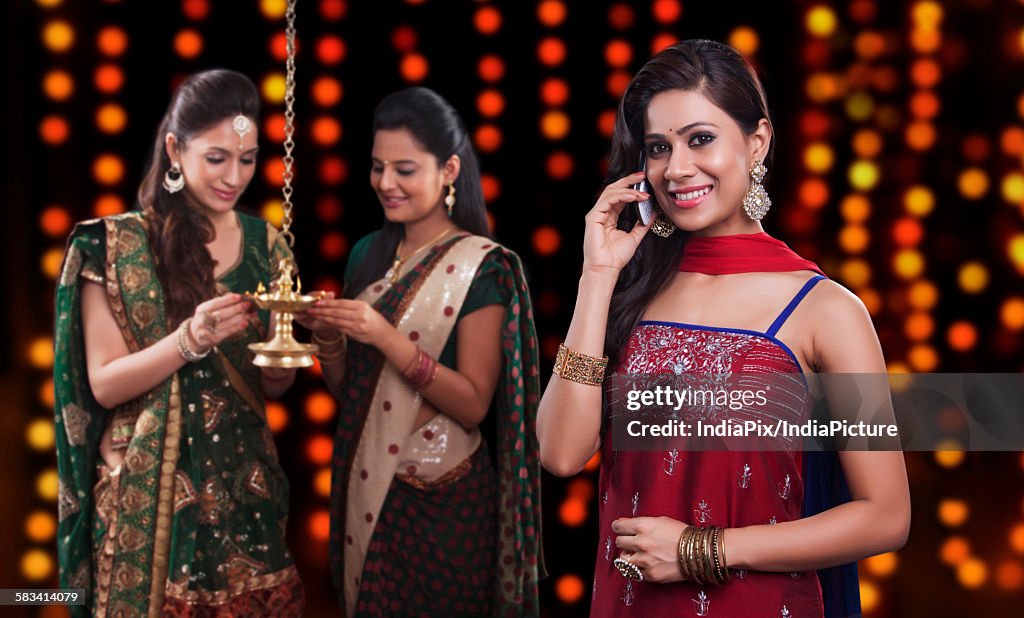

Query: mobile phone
<box><xmin>634</xmin><ymin>153</ymin><xmax>654</xmax><ymax>225</ymax></box>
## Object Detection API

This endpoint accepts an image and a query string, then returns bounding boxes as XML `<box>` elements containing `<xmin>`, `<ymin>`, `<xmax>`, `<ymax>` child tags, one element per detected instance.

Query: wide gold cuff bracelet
<box><xmin>553</xmin><ymin>343</ymin><xmax>608</xmax><ymax>386</ymax></box>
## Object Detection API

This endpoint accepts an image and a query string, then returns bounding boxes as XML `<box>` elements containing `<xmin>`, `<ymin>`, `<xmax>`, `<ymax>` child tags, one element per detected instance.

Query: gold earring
<box><xmin>650</xmin><ymin>211</ymin><xmax>676</xmax><ymax>237</ymax></box>
<box><xmin>444</xmin><ymin>183</ymin><xmax>456</xmax><ymax>217</ymax></box>
<box><xmin>742</xmin><ymin>160</ymin><xmax>770</xmax><ymax>221</ymax></box>
<box><xmin>163</xmin><ymin>162</ymin><xmax>185</xmax><ymax>194</ymax></box>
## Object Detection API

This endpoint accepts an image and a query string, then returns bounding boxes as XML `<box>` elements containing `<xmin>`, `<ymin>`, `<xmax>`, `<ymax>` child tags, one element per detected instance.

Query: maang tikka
<box><xmin>232</xmin><ymin>115</ymin><xmax>252</xmax><ymax>151</ymax></box>
<box><xmin>742</xmin><ymin>160</ymin><xmax>771</xmax><ymax>221</ymax></box>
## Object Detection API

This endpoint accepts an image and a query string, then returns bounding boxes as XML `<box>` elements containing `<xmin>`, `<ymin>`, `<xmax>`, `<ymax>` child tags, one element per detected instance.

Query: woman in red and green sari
<box><xmin>298</xmin><ymin>87</ymin><xmax>544</xmax><ymax>617</ymax></box>
<box><xmin>54</xmin><ymin>70</ymin><xmax>304</xmax><ymax>617</ymax></box>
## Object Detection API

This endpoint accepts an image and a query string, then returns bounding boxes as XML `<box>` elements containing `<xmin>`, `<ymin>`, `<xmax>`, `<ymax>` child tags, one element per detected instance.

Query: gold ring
<box><xmin>613</xmin><ymin>555</ymin><xmax>645</xmax><ymax>582</ymax></box>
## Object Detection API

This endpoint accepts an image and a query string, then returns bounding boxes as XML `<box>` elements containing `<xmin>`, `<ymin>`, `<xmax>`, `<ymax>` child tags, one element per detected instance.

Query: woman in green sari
<box><xmin>297</xmin><ymin>87</ymin><xmax>543</xmax><ymax>617</ymax></box>
<box><xmin>54</xmin><ymin>70</ymin><xmax>304</xmax><ymax>617</ymax></box>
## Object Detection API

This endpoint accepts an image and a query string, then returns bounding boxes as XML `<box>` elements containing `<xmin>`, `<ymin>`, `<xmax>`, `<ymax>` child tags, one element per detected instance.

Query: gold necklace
<box><xmin>386</xmin><ymin>226</ymin><xmax>457</xmax><ymax>285</ymax></box>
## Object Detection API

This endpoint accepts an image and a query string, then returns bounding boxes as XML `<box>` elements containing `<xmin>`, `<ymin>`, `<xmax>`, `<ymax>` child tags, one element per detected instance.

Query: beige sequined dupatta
<box><xmin>341</xmin><ymin>234</ymin><xmax>493</xmax><ymax>616</ymax></box>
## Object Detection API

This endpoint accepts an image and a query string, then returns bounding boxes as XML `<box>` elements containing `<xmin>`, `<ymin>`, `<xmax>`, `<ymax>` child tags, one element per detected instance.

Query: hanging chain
<box><xmin>279</xmin><ymin>0</ymin><xmax>298</xmax><ymax>247</ymax></box>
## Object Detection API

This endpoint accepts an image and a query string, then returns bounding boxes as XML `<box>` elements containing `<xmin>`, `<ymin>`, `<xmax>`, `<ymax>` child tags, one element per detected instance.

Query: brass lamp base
<box><xmin>246</xmin><ymin>259</ymin><xmax>323</xmax><ymax>368</ymax></box>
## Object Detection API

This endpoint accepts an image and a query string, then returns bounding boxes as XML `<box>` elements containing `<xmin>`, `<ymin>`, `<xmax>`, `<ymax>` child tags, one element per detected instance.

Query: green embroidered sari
<box><xmin>54</xmin><ymin>211</ymin><xmax>303</xmax><ymax>617</ymax></box>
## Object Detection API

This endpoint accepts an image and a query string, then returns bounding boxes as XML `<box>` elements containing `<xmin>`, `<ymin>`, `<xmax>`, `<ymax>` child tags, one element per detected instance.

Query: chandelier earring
<box><xmin>163</xmin><ymin>162</ymin><xmax>185</xmax><ymax>194</ymax></box>
<box><xmin>650</xmin><ymin>211</ymin><xmax>676</xmax><ymax>237</ymax></box>
<box><xmin>742</xmin><ymin>160</ymin><xmax>771</xmax><ymax>221</ymax></box>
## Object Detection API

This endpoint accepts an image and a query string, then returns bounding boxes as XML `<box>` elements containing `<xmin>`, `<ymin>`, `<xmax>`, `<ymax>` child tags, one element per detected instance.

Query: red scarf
<box><xmin>678</xmin><ymin>232</ymin><xmax>825</xmax><ymax>275</ymax></box>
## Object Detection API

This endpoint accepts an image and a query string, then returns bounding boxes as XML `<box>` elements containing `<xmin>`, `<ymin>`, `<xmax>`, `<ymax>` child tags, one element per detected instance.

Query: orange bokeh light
<box><xmin>996</xmin><ymin>560</ymin><xmax>1024</xmax><ymax>591</ymax></box>
<box><xmin>264</xmin><ymin>159</ymin><xmax>287</xmax><ymax>187</ymax></box>
<box><xmin>94</xmin><ymin>194</ymin><xmax>125</xmax><ymax>217</ymax></box>
<box><xmin>546</xmin><ymin>152</ymin><xmax>574</xmax><ymax>180</ymax></box>
<box><xmin>905</xmin><ymin>122</ymin><xmax>936</xmax><ymax>151</ymax></box>
<box><xmin>939</xmin><ymin>536</ymin><xmax>970</xmax><ymax>565</ymax></box>
<box><xmin>400</xmin><ymin>53</ymin><xmax>429</xmax><ymax>82</ymax></box>
<box><xmin>910</xmin><ymin>91</ymin><xmax>940</xmax><ymax>119</ymax></box>
<box><xmin>583</xmin><ymin>451</ymin><xmax>601</xmax><ymax>472</ymax></box>
<box><xmin>42</xmin><ymin>20</ymin><xmax>74</xmax><ymax>52</ymax></box>
<box><xmin>729</xmin><ymin>26</ymin><xmax>760</xmax><ymax>57</ymax></box>
<box><xmin>319</xmin><ymin>156</ymin><xmax>348</xmax><ymax>185</ymax></box>
<box><xmin>559</xmin><ymin>497</ymin><xmax>588</xmax><ymax>527</ymax></box>
<box><xmin>266</xmin><ymin>402</ymin><xmax>288</xmax><ymax>433</ymax></box>
<box><xmin>39</xmin><ymin>116</ymin><xmax>69</xmax><ymax>145</ymax></box>
<box><xmin>537</xmin><ymin>0</ymin><xmax>567</xmax><ymax>27</ymax></box>
<box><xmin>474</xmin><ymin>125</ymin><xmax>502</xmax><ymax>153</ymax></box>
<box><xmin>477</xmin><ymin>90</ymin><xmax>506</xmax><ymax>118</ymax></box>
<box><xmin>799</xmin><ymin>178</ymin><xmax>829</xmax><ymax>210</ymax></box>
<box><xmin>43</xmin><ymin>70</ymin><xmax>74</xmax><ymax>101</ymax></box>
<box><xmin>910</xmin><ymin>58</ymin><xmax>941</xmax><ymax>88</ymax></box>
<box><xmin>182</xmin><ymin>0</ymin><xmax>210</xmax><ymax>20</ymax></box>
<box><xmin>608</xmin><ymin>3</ymin><xmax>635</xmax><ymax>30</ymax></box>
<box><xmin>605</xmin><ymin>71</ymin><xmax>631</xmax><ymax>98</ymax></box>
<box><xmin>320</xmin><ymin>0</ymin><xmax>348</xmax><ymax>20</ymax></box>
<box><xmin>904</xmin><ymin>313</ymin><xmax>934</xmax><ymax>341</ymax></box>
<box><xmin>947</xmin><ymin>322</ymin><xmax>977</xmax><ymax>352</ymax></box>
<box><xmin>93</xmin><ymin>154</ymin><xmax>124</xmax><ymax>185</ymax></box>
<box><xmin>309</xmin><ymin>510</ymin><xmax>330</xmax><ymax>541</ymax></box>
<box><xmin>538</xmin><ymin>37</ymin><xmax>566</xmax><ymax>66</ymax></box>
<box><xmin>481</xmin><ymin>174</ymin><xmax>501</xmax><ymax>202</ymax></box>
<box><xmin>605</xmin><ymin>39</ymin><xmax>633</xmax><ymax>68</ymax></box>
<box><xmin>651</xmin><ymin>33</ymin><xmax>678</xmax><ymax>54</ymax></box>
<box><xmin>97</xmin><ymin>26</ymin><xmax>127</xmax><ymax>56</ymax></box>
<box><xmin>391</xmin><ymin>26</ymin><xmax>417</xmax><ymax>53</ymax></box>
<box><xmin>312</xmin><ymin>77</ymin><xmax>343</xmax><ymax>107</ymax></box>
<box><xmin>475</xmin><ymin>6</ymin><xmax>502</xmax><ymax>35</ymax></box>
<box><xmin>307</xmin><ymin>435</ymin><xmax>333</xmax><ymax>465</ymax></box>
<box><xmin>40</xmin><ymin>206</ymin><xmax>71</xmax><ymax>238</ymax></box>
<box><xmin>94</xmin><ymin>64</ymin><xmax>124</xmax><ymax>94</ymax></box>
<box><xmin>652</xmin><ymin>0</ymin><xmax>682</xmax><ymax>24</ymax></box>
<box><xmin>1001</xmin><ymin>127</ymin><xmax>1024</xmax><ymax>156</ymax></box>
<box><xmin>264</xmin><ymin>114</ymin><xmax>286</xmax><ymax>143</ymax></box>
<box><xmin>311</xmin><ymin>116</ymin><xmax>342</xmax><ymax>145</ymax></box>
<box><xmin>540</xmin><ymin>78</ymin><xmax>569</xmax><ymax>107</ymax></box>
<box><xmin>555</xmin><ymin>574</ymin><xmax>585</xmax><ymax>603</ymax></box>
<box><xmin>305</xmin><ymin>391</ymin><xmax>337</xmax><ymax>422</ymax></box>
<box><xmin>892</xmin><ymin>218</ymin><xmax>923</xmax><ymax>247</ymax></box>
<box><xmin>540</xmin><ymin>111</ymin><xmax>570</xmax><ymax>140</ymax></box>
<box><xmin>320</xmin><ymin>232</ymin><xmax>349</xmax><ymax>261</ymax></box>
<box><xmin>478</xmin><ymin>55</ymin><xmax>505</xmax><ymax>83</ymax></box>
<box><xmin>317</xmin><ymin>36</ymin><xmax>346</xmax><ymax>65</ymax></box>
<box><xmin>96</xmin><ymin>103</ymin><xmax>127</xmax><ymax>134</ymax></box>
<box><xmin>174</xmin><ymin>29</ymin><xmax>203</xmax><ymax>59</ymax></box>
<box><xmin>598</xmin><ymin>110</ymin><xmax>617</xmax><ymax>138</ymax></box>
<box><xmin>533</xmin><ymin>225</ymin><xmax>562</xmax><ymax>256</ymax></box>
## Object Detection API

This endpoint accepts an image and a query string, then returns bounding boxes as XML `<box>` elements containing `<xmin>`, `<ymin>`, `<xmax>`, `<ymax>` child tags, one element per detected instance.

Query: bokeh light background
<box><xmin>6</xmin><ymin>0</ymin><xmax>1024</xmax><ymax>616</ymax></box>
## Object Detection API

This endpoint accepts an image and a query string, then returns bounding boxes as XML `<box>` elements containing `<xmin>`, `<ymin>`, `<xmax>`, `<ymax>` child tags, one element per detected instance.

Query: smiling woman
<box><xmin>54</xmin><ymin>69</ymin><xmax>304</xmax><ymax>617</ymax></box>
<box><xmin>536</xmin><ymin>40</ymin><xmax>910</xmax><ymax>618</ymax></box>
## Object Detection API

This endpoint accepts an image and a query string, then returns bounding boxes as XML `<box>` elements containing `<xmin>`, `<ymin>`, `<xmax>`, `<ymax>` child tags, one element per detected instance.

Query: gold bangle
<box><xmin>313</xmin><ymin>330</ymin><xmax>346</xmax><ymax>346</ymax></box>
<box><xmin>314</xmin><ymin>332</ymin><xmax>347</xmax><ymax>362</ymax></box>
<box><xmin>552</xmin><ymin>343</ymin><xmax>608</xmax><ymax>386</ymax></box>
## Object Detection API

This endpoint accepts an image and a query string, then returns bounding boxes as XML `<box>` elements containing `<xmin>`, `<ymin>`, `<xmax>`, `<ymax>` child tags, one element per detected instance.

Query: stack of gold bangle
<box><xmin>677</xmin><ymin>526</ymin><xmax>730</xmax><ymax>585</ymax></box>
<box><xmin>313</xmin><ymin>331</ymin><xmax>347</xmax><ymax>363</ymax></box>
<box><xmin>552</xmin><ymin>343</ymin><xmax>608</xmax><ymax>386</ymax></box>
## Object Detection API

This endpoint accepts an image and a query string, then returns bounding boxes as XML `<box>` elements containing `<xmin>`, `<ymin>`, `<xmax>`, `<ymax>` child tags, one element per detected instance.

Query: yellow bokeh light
<box><xmin>42</xmin><ymin>20</ymin><xmax>74</xmax><ymax>52</ymax></box>
<box><xmin>845</xmin><ymin>91</ymin><xmax>874</xmax><ymax>121</ymax></box>
<box><xmin>261</xmin><ymin>200</ymin><xmax>284</xmax><ymax>227</ymax></box>
<box><xmin>958</xmin><ymin>558</ymin><xmax>988</xmax><ymax>589</ymax></box>
<box><xmin>912</xmin><ymin>1</ymin><xmax>944</xmax><ymax>28</ymax></box>
<box><xmin>540</xmin><ymin>110</ymin><xmax>571</xmax><ymax>140</ymax></box>
<box><xmin>848</xmin><ymin>161</ymin><xmax>880</xmax><ymax>191</ymax></box>
<box><xmin>262</xmin><ymin>73</ymin><xmax>287</xmax><ymax>103</ymax></box>
<box><xmin>957</xmin><ymin>168</ymin><xmax>989</xmax><ymax>199</ymax></box>
<box><xmin>908</xmin><ymin>344</ymin><xmax>938</xmax><ymax>371</ymax></box>
<box><xmin>36</xmin><ymin>469</ymin><xmax>59</xmax><ymax>501</ymax></box>
<box><xmin>805</xmin><ymin>5</ymin><xmax>838</xmax><ymax>37</ymax></box>
<box><xmin>28</xmin><ymin>337</ymin><xmax>55</xmax><ymax>369</ymax></box>
<box><xmin>839</xmin><ymin>226</ymin><xmax>870</xmax><ymax>254</ymax></box>
<box><xmin>887</xmin><ymin>362</ymin><xmax>911</xmax><ymax>375</ymax></box>
<box><xmin>958</xmin><ymin>262</ymin><xmax>988</xmax><ymax>294</ymax></box>
<box><xmin>260</xmin><ymin>0</ymin><xmax>287</xmax><ymax>18</ymax></box>
<box><xmin>26</xmin><ymin>419</ymin><xmax>55</xmax><ymax>451</ymax></box>
<box><xmin>908</xmin><ymin>281</ymin><xmax>939</xmax><ymax>310</ymax></box>
<box><xmin>904</xmin><ymin>186</ymin><xmax>935</xmax><ymax>216</ymax></box>
<box><xmin>803</xmin><ymin>142</ymin><xmax>834</xmax><ymax>173</ymax></box>
<box><xmin>859</xmin><ymin>580</ymin><xmax>879</xmax><ymax>612</ymax></box>
<box><xmin>938</xmin><ymin>499</ymin><xmax>969</xmax><ymax>527</ymax></box>
<box><xmin>934</xmin><ymin>443</ymin><xmax>965</xmax><ymax>468</ymax></box>
<box><xmin>25</xmin><ymin>511</ymin><xmax>57</xmax><ymax>542</ymax></box>
<box><xmin>940</xmin><ymin>536</ymin><xmax>971</xmax><ymax>565</ymax></box>
<box><xmin>893</xmin><ymin>249</ymin><xmax>925</xmax><ymax>279</ymax></box>
<box><xmin>1009</xmin><ymin>234</ymin><xmax>1024</xmax><ymax>271</ymax></box>
<box><xmin>36</xmin><ymin>0</ymin><xmax>63</xmax><ymax>7</ymax></box>
<box><xmin>864</xmin><ymin>552</ymin><xmax>899</xmax><ymax>577</ymax></box>
<box><xmin>1001</xmin><ymin>297</ymin><xmax>1024</xmax><ymax>330</ymax></box>
<box><xmin>21</xmin><ymin>550</ymin><xmax>53</xmax><ymax>582</ymax></box>
<box><xmin>41</xmin><ymin>247</ymin><xmax>64</xmax><ymax>280</ymax></box>
<box><xmin>1002</xmin><ymin>173</ymin><xmax>1024</xmax><ymax>204</ymax></box>
<box><xmin>728</xmin><ymin>26</ymin><xmax>759</xmax><ymax>56</ymax></box>
<box><xmin>839</xmin><ymin>259</ymin><xmax>871</xmax><ymax>288</ymax></box>
<box><xmin>841</xmin><ymin>194</ymin><xmax>871</xmax><ymax>222</ymax></box>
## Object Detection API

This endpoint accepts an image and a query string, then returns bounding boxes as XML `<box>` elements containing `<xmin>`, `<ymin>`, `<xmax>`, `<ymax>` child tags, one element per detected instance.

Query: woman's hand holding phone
<box><xmin>582</xmin><ymin>172</ymin><xmax>653</xmax><ymax>279</ymax></box>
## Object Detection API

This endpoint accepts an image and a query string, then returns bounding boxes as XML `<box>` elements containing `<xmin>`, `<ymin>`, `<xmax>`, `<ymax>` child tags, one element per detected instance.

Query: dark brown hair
<box><xmin>137</xmin><ymin>69</ymin><xmax>259</xmax><ymax>324</ymax></box>
<box><xmin>605</xmin><ymin>40</ymin><xmax>774</xmax><ymax>366</ymax></box>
